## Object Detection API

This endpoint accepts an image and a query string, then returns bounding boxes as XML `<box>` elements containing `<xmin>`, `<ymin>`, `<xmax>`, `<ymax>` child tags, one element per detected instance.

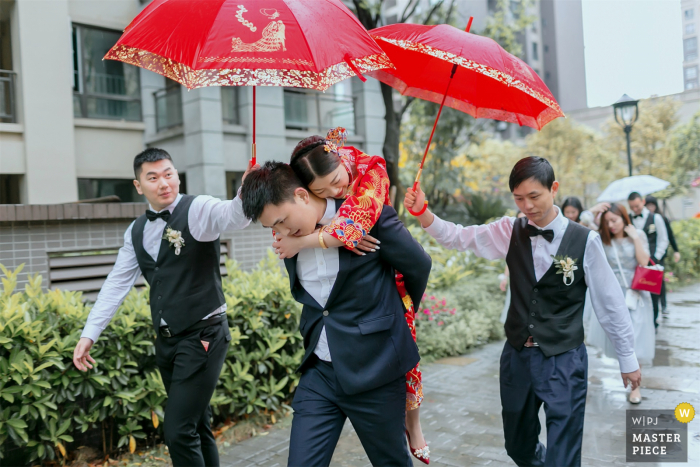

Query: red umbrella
<box><xmin>367</xmin><ymin>21</ymin><xmax>564</xmax><ymax>214</ymax></box>
<box><xmin>105</xmin><ymin>0</ymin><xmax>392</xmax><ymax>164</ymax></box>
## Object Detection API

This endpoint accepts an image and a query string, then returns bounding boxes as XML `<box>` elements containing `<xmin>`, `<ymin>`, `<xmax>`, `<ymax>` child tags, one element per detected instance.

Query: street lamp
<box><xmin>612</xmin><ymin>94</ymin><xmax>639</xmax><ymax>176</ymax></box>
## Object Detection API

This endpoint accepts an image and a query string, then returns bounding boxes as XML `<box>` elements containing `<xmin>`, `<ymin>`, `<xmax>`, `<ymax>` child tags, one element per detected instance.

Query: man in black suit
<box><xmin>241</xmin><ymin>162</ymin><xmax>431</xmax><ymax>467</ymax></box>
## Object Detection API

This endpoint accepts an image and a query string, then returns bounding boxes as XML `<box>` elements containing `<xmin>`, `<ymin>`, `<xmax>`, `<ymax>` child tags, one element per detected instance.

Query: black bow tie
<box><xmin>146</xmin><ymin>210</ymin><xmax>171</xmax><ymax>222</ymax></box>
<box><xmin>526</xmin><ymin>224</ymin><xmax>554</xmax><ymax>243</ymax></box>
<box><xmin>632</xmin><ymin>213</ymin><xmax>643</xmax><ymax>219</ymax></box>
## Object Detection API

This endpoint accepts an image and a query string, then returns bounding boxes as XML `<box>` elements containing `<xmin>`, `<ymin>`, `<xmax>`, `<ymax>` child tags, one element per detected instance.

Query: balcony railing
<box><xmin>0</xmin><ymin>70</ymin><xmax>17</xmax><ymax>123</ymax></box>
<box><xmin>284</xmin><ymin>90</ymin><xmax>356</xmax><ymax>134</ymax></box>
<box><xmin>154</xmin><ymin>86</ymin><xmax>183</xmax><ymax>132</ymax></box>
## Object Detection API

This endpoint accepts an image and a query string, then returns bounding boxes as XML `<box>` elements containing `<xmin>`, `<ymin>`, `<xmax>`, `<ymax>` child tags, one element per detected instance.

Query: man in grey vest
<box><xmin>628</xmin><ymin>191</ymin><xmax>669</xmax><ymax>328</ymax></box>
<box><xmin>405</xmin><ymin>157</ymin><xmax>641</xmax><ymax>467</ymax></box>
<box><xmin>73</xmin><ymin>148</ymin><xmax>253</xmax><ymax>466</ymax></box>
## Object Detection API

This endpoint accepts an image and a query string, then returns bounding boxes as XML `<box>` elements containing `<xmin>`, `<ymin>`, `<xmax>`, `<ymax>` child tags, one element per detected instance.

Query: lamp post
<box><xmin>612</xmin><ymin>94</ymin><xmax>639</xmax><ymax>177</ymax></box>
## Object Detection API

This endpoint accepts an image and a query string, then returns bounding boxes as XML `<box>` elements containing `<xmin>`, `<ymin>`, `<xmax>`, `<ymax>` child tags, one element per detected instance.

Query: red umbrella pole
<box><xmin>407</xmin><ymin>63</ymin><xmax>458</xmax><ymax>216</ymax></box>
<box><xmin>407</xmin><ymin>17</ymin><xmax>472</xmax><ymax>216</ymax></box>
<box><xmin>251</xmin><ymin>86</ymin><xmax>257</xmax><ymax>166</ymax></box>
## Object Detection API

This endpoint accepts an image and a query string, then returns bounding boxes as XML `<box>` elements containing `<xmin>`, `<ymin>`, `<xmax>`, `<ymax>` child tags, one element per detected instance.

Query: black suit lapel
<box><xmin>517</xmin><ymin>218</ymin><xmax>538</xmax><ymax>283</ymax></box>
<box><xmin>132</xmin><ymin>215</ymin><xmax>155</xmax><ymax>270</ymax></box>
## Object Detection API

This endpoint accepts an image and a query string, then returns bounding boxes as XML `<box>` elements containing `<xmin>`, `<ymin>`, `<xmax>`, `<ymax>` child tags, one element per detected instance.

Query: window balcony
<box><xmin>284</xmin><ymin>89</ymin><xmax>356</xmax><ymax>135</ymax></box>
<box><xmin>0</xmin><ymin>69</ymin><xmax>17</xmax><ymax>123</ymax></box>
<box><xmin>154</xmin><ymin>86</ymin><xmax>183</xmax><ymax>132</ymax></box>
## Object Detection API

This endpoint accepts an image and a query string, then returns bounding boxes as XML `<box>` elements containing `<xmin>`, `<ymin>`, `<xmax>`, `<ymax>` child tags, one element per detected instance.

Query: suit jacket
<box><xmin>284</xmin><ymin>200</ymin><xmax>431</xmax><ymax>395</ymax></box>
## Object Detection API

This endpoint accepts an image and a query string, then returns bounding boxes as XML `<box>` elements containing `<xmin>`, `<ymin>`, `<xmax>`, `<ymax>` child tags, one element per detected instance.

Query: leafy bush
<box><xmin>0</xmin><ymin>252</ymin><xmax>302</xmax><ymax>464</ymax></box>
<box><xmin>416</xmin><ymin>276</ymin><xmax>505</xmax><ymax>361</ymax></box>
<box><xmin>666</xmin><ymin>218</ymin><xmax>700</xmax><ymax>283</ymax></box>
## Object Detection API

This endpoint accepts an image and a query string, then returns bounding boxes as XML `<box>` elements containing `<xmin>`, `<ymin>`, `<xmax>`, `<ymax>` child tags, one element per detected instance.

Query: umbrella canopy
<box><xmin>105</xmin><ymin>0</ymin><xmax>391</xmax><ymax>90</ymax></box>
<box><xmin>596</xmin><ymin>175</ymin><xmax>671</xmax><ymax>202</ymax></box>
<box><xmin>368</xmin><ymin>23</ymin><xmax>564</xmax><ymax>130</ymax></box>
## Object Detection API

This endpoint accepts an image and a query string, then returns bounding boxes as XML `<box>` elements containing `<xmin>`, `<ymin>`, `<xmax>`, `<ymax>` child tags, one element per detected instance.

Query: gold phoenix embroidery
<box><xmin>231</xmin><ymin>6</ymin><xmax>286</xmax><ymax>53</ymax></box>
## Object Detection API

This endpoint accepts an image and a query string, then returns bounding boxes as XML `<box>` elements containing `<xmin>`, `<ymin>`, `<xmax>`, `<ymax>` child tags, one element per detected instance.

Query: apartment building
<box><xmin>0</xmin><ymin>0</ymin><xmax>386</xmax><ymax>287</ymax></box>
<box><xmin>682</xmin><ymin>0</ymin><xmax>700</xmax><ymax>90</ymax></box>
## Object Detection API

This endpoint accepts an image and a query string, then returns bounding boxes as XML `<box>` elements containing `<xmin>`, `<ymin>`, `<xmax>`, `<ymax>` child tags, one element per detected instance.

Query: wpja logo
<box><xmin>626</xmin><ymin>410</ymin><xmax>687</xmax><ymax>462</ymax></box>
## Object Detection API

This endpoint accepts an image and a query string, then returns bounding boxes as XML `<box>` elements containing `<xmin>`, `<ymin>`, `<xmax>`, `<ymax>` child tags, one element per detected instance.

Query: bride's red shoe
<box><xmin>406</xmin><ymin>430</ymin><xmax>430</xmax><ymax>464</ymax></box>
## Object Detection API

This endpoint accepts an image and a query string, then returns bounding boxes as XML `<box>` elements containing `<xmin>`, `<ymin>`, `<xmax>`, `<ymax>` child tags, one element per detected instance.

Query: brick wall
<box><xmin>0</xmin><ymin>204</ymin><xmax>273</xmax><ymax>291</ymax></box>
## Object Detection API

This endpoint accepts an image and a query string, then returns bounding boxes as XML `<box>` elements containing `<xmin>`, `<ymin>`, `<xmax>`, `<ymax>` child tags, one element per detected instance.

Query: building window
<box><xmin>222</xmin><ymin>87</ymin><xmax>240</xmax><ymax>124</ymax></box>
<box><xmin>685</xmin><ymin>66</ymin><xmax>699</xmax><ymax>89</ymax></box>
<box><xmin>226</xmin><ymin>171</ymin><xmax>244</xmax><ymax>200</ymax></box>
<box><xmin>77</xmin><ymin>178</ymin><xmax>144</xmax><ymax>202</ymax></box>
<box><xmin>684</xmin><ymin>37</ymin><xmax>698</xmax><ymax>61</ymax></box>
<box><xmin>687</xmin><ymin>23</ymin><xmax>696</xmax><ymax>35</ymax></box>
<box><xmin>0</xmin><ymin>174</ymin><xmax>22</xmax><ymax>203</ymax></box>
<box><xmin>532</xmin><ymin>42</ymin><xmax>539</xmax><ymax>61</ymax></box>
<box><xmin>685</xmin><ymin>9</ymin><xmax>694</xmax><ymax>20</ymax></box>
<box><xmin>284</xmin><ymin>82</ymin><xmax>355</xmax><ymax>134</ymax></box>
<box><xmin>154</xmin><ymin>78</ymin><xmax>183</xmax><ymax>132</ymax></box>
<box><xmin>544</xmin><ymin>44</ymin><xmax>549</xmax><ymax>53</ymax></box>
<box><xmin>72</xmin><ymin>24</ymin><xmax>141</xmax><ymax>121</ymax></box>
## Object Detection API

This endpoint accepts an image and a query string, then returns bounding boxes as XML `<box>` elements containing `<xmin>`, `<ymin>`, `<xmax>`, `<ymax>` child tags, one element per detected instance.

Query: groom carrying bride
<box><xmin>241</xmin><ymin>161</ymin><xmax>431</xmax><ymax>467</ymax></box>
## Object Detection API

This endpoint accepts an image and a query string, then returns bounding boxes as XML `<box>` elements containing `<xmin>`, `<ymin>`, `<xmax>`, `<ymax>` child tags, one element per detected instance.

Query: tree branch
<box><xmin>398</xmin><ymin>96</ymin><xmax>416</xmax><ymax>120</ymax></box>
<box><xmin>400</xmin><ymin>0</ymin><xmax>420</xmax><ymax>23</ymax></box>
<box><xmin>445</xmin><ymin>0</ymin><xmax>456</xmax><ymax>25</ymax></box>
<box><xmin>422</xmin><ymin>0</ymin><xmax>445</xmax><ymax>25</ymax></box>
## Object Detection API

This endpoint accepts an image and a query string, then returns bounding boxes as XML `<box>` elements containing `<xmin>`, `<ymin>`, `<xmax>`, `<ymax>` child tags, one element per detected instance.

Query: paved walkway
<box><xmin>219</xmin><ymin>284</ymin><xmax>700</xmax><ymax>466</ymax></box>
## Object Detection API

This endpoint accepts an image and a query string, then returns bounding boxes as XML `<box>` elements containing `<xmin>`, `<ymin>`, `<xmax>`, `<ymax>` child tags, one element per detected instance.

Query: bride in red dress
<box><xmin>273</xmin><ymin>128</ymin><xmax>429</xmax><ymax>464</ymax></box>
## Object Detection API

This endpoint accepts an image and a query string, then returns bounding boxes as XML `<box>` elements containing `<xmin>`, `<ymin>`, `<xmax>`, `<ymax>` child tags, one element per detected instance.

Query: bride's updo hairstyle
<box><xmin>290</xmin><ymin>135</ymin><xmax>342</xmax><ymax>187</ymax></box>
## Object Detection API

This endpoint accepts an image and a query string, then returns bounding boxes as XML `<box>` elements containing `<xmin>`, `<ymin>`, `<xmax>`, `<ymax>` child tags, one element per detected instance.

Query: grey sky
<box><xmin>582</xmin><ymin>0</ymin><xmax>684</xmax><ymax>108</ymax></box>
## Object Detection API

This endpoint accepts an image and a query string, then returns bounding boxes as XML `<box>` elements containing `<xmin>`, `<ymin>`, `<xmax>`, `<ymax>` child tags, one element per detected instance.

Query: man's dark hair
<box><xmin>134</xmin><ymin>148</ymin><xmax>173</xmax><ymax>179</ymax></box>
<box><xmin>628</xmin><ymin>191</ymin><xmax>643</xmax><ymax>202</ymax></box>
<box><xmin>241</xmin><ymin>161</ymin><xmax>304</xmax><ymax>222</ymax></box>
<box><xmin>508</xmin><ymin>156</ymin><xmax>555</xmax><ymax>191</ymax></box>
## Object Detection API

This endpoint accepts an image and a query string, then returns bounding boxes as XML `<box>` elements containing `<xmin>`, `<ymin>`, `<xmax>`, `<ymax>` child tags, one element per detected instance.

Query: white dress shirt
<box><xmin>81</xmin><ymin>192</ymin><xmax>250</xmax><ymax>343</ymax></box>
<box><xmin>295</xmin><ymin>199</ymin><xmax>339</xmax><ymax>362</ymax></box>
<box><xmin>631</xmin><ymin>207</ymin><xmax>669</xmax><ymax>261</ymax></box>
<box><xmin>424</xmin><ymin>206</ymin><xmax>639</xmax><ymax>373</ymax></box>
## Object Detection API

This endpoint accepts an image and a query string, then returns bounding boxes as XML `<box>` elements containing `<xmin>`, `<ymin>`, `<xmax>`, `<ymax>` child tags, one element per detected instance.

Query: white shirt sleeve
<box><xmin>188</xmin><ymin>190</ymin><xmax>251</xmax><ymax>242</ymax></box>
<box><xmin>80</xmin><ymin>222</ymin><xmax>142</xmax><ymax>343</ymax></box>
<box><xmin>583</xmin><ymin>231</ymin><xmax>639</xmax><ymax>373</ymax></box>
<box><xmin>652</xmin><ymin>213</ymin><xmax>669</xmax><ymax>261</ymax></box>
<box><xmin>423</xmin><ymin>214</ymin><xmax>515</xmax><ymax>260</ymax></box>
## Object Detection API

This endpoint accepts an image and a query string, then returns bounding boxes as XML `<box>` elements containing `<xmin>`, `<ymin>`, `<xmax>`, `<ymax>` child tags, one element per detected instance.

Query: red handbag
<box><xmin>630</xmin><ymin>259</ymin><xmax>664</xmax><ymax>295</ymax></box>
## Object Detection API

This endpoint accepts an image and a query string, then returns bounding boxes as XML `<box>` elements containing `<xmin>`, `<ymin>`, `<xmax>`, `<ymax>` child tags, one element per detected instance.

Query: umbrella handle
<box><xmin>406</xmin><ymin>176</ymin><xmax>429</xmax><ymax>216</ymax></box>
<box><xmin>251</xmin><ymin>86</ymin><xmax>257</xmax><ymax>166</ymax></box>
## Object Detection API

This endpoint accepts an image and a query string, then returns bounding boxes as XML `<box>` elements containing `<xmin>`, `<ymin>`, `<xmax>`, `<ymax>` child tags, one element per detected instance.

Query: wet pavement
<box><xmin>219</xmin><ymin>283</ymin><xmax>700</xmax><ymax>466</ymax></box>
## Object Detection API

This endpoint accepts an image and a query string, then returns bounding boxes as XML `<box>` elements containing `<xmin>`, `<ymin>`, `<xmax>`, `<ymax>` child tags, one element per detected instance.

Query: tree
<box><xmin>522</xmin><ymin>118</ymin><xmax>623</xmax><ymax>207</ymax></box>
<box><xmin>349</xmin><ymin>0</ymin><xmax>455</xmax><ymax>206</ymax></box>
<box><xmin>603</xmin><ymin>98</ymin><xmax>680</xmax><ymax>180</ymax></box>
<box><xmin>662</xmin><ymin>110</ymin><xmax>700</xmax><ymax>198</ymax></box>
<box><xmin>397</xmin><ymin>0</ymin><xmax>535</xmax><ymax>214</ymax></box>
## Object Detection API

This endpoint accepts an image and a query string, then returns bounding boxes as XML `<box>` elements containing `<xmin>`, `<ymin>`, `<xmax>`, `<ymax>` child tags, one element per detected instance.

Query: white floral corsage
<box><xmin>163</xmin><ymin>227</ymin><xmax>185</xmax><ymax>255</ymax></box>
<box><xmin>551</xmin><ymin>255</ymin><xmax>578</xmax><ymax>286</ymax></box>
<box><xmin>648</xmin><ymin>223</ymin><xmax>656</xmax><ymax>234</ymax></box>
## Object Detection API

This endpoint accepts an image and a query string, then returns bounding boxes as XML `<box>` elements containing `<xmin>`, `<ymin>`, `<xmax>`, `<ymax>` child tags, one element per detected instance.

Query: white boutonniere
<box><xmin>163</xmin><ymin>227</ymin><xmax>185</xmax><ymax>255</ymax></box>
<box><xmin>551</xmin><ymin>255</ymin><xmax>578</xmax><ymax>286</ymax></box>
<box><xmin>648</xmin><ymin>223</ymin><xmax>656</xmax><ymax>234</ymax></box>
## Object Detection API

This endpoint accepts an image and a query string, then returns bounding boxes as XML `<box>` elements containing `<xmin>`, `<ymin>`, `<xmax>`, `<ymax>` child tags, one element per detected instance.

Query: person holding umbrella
<box><xmin>645</xmin><ymin>195</ymin><xmax>681</xmax><ymax>316</ymax></box>
<box><xmin>405</xmin><ymin>156</ymin><xmax>640</xmax><ymax>467</ymax></box>
<box><xmin>628</xmin><ymin>192</ymin><xmax>669</xmax><ymax>328</ymax></box>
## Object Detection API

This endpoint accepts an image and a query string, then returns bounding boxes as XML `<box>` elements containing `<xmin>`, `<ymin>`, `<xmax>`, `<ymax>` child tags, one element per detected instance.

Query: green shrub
<box><xmin>666</xmin><ymin>218</ymin><xmax>700</xmax><ymax>283</ymax></box>
<box><xmin>0</xmin><ymin>253</ymin><xmax>302</xmax><ymax>464</ymax></box>
<box><xmin>416</xmin><ymin>275</ymin><xmax>505</xmax><ymax>361</ymax></box>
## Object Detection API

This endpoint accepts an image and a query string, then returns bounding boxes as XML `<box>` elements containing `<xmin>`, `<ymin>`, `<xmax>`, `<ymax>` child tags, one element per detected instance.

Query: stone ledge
<box><xmin>0</xmin><ymin>203</ymin><xmax>149</xmax><ymax>222</ymax></box>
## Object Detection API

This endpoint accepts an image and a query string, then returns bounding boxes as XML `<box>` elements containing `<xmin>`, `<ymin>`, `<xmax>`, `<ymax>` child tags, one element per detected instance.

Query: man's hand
<box><xmin>351</xmin><ymin>234</ymin><xmax>380</xmax><ymax>256</ymax></box>
<box><xmin>621</xmin><ymin>369</ymin><xmax>642</xmax><ymax>390</ymax></box>
<box><xmin>404</xmin><ymin>184</ymin><xmax>426</xmax><ymax>211</ymax></box>
<box><xmin>674</xmin><ymin>251</ymin><xmax>681</xmax><ymax>263</ymax></box>
<box><xmin>73</xmin><ymin>337</ymin><xmax>96</xmax><ymax>372</ymax></box>
<box><xmin>241</xmin><ymin>160</ymin><xmax>260</xmax><ymax>184</ymax></box>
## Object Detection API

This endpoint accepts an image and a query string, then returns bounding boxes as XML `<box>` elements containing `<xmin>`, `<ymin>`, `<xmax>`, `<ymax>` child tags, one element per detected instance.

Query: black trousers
<box><xmin>650</xmin><ymin>258</ymin><xmax>665</xmax><ymax>327</ymax></box>
<box><xmin>288</xmin><ymin>358</ymin><xmax>411</xmax><ymax>467</ymax></box>
<box><xmin>155</xmin><ymin>318</ymin><xmax>231</xmax><ymax>467</ymax></box>
<box><xmin>500</xmin><ymin>341</ymin><xmax>588</xmax><ymax>467</ymax></box>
